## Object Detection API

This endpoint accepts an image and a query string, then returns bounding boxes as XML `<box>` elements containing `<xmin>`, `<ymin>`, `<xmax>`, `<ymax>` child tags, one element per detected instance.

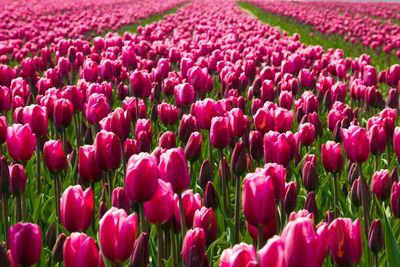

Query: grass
<box><xmin>238</xmin><ymin>1</ymin><xmax>399</xmax><ymax>71</ymax></box>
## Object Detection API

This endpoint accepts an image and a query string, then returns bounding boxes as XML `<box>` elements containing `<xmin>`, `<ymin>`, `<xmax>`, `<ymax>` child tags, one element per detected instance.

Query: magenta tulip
<box><xmin>219</xmin><ymin>243</ymin><xmax>257</xmax><ymax>267</ymax></box>
<box><xmin>6</xmin><ymin>123</ymin><xmax>36</xmax><ymax>162</ymax></box>
<box><xmin>94</xmin><ymin>130</ymin><xmax>122</xmax><ymax>171</ymax></box>
<box><xmin>63</xmin><ymin>233</ymin><xmax>100</xmax><ymax>267</ymax></box>
<box><xmin>43</xmin><ymin>140</ymin><xmax>67</xmax><ymax>172</ymax></box>
<box><xmin>78</xmin><ymin>145</ymin><xmax>103</xmax><ymax>183</ymax></box>
<box><xmin>144</xmin><ymin>179</ymin><xmax>174</xmax><ymax>224</ymax></box>
<box><xmin>193</xmin><ymin>207</ymin><xmax>218</xmax><ymax>244</ymax></box>
<box><xmin>321</xmin><ymin>141</ymin><xmax>343</xmax><ymax>173</ymax></box>
<box><xmin>159</xmin><ymin>147</ymin><xmax>190</xmax><ymax>193</ymax></box>
<box><xmin>342</xmin><ymin>125</ymin><xmax>370</xmax><ymax>163</ymax></box>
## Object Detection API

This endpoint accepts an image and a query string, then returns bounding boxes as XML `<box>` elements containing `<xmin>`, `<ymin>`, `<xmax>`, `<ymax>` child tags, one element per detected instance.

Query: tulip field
<box><xmin>3</xmin><ymin>0</ymin><xmax>400</xmax><ymax>266</ymax></box>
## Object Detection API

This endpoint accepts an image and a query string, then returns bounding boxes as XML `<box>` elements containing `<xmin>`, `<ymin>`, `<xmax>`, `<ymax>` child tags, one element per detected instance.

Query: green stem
<box><xmin>2</xmin><ymin>193</ymin><xmax>9</xmax><ymax>245</ymax></box>
<box><xmin>170</xmin><ymin>222</ymin><xmax>178</xmax><ymax>267</ymax></box>
<box><xmin>139</xmin><ymin>202</ymin><xmax>148</xmax><ymax>233</ymax></box>
<box><xmin>234</xmin><ymin>175</ymin><xmax>241</xmax><ymax>244</ymax></box>
<box><xmin>218</xmin><ymin>149</ymin><xmax>228</xmax><ymax>216</ymax></box>
<box><xmin>121</xmin><ymin>139</ymin><xmax>126</xmax><ymax>178</ymax></box>
<box><xmin>54</xmin><ymin>175</ymin><xmax>61</xmax><ymax>234</ymax></box>
<box><xmin>257</xmin><ymin>225</ymin><xmax>263</xmax><ymax>250</ymax></box>
<box><xmin>333</xmin><ymin>172</ymin><xmax>339</xmax><ymax>218</ymax></box>
<box><xmin>178</xmin><ymin>193</ymin><xmax>186</xmax><ymax>237</ymax></box>
<box><xmin>15</xmin><ymin>195</ymin><xmax>22</xmax><ymax>222</ymax></box>
<box><xmin>36</xmin><ymin>142</ymin><xmax>41</xmax><ymax>195</ymax></box>
<box><xmin>208</xmin><ymin>134</ymin><xmax>212</xmax><ymax>164</ymax></box>
<box><xmin>157</xmin><ymin>224</ymin><xmax>164</xmax><ymax>267</ymax></box>
<box><xmin>357</xmin><ymin>163</ymin><xmax>371</xmax><ymax>266</ymax></box>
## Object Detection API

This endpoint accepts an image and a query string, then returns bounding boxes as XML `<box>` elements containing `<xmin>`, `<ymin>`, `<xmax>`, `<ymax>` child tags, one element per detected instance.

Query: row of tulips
<box><xmin>245</xmin><ymin>0</ymin><xmax>400</xmax><ymax>56</ymax></box>
<box><xmin>0</xmin><ymin>0</ymin><xmax>185</xmax><ymax>63</ymax></box>
<box><xmin>0</xmin><ymin>0</ymin><xmax>400</xmax><ymax>266</ymax></box>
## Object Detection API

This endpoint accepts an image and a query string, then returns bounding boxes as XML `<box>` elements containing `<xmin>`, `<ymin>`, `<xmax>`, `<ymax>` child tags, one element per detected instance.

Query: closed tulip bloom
<box><xmin>9</xmin><ymin>164</ymin><xmax>26</xmax><ymax>195</ymax></box>
<box><xmin>219</xmin><ymin>243</ymin><xmax>257</xmax><ymax>267</ymax></box>
<box><xmin>284</xmin><ymin>181</ymin><xmax>297</xmax><ymax>214</ymax></box>
<box><xmin>249</xmin><ymin>130</ymin><xmax>263</xmax><ymax>161</ymax></box>
<box><xmin>60</xmin><ymin>185</ymin><xmax>94</xmax><ymax>232</ymax></box>
<box><xmin>371</xmin><ymin>169</ymin><xmax>391</xmax><ymax>200</ymax></box>
<box><xmin>53</xmin><ymin>98</ymin><xmax>74</xmax><ymax>129</ymax></box>
<box><xmin>159</xmin><ymin>131</ymin><xmax>176</xmax><ymax>149</ymax></box>
<box><xmin>0</xmin><ymin>116</ymin><xmax>7</xmax><ymax>144</ymax></box>
<box><xmin>99</xmin><ymin>207</ymin><xmax>138</xmax><ymax>263</ymax></box>
<box><xmin>193</xmin><ymin>207</ymin><xmax>218</xmax><ymax>244</ymax></box>
<box><xmin>135</xmin><ymin>119</ymin><xmax>152</xmax><ymax>141</ymax></box>
<box><xmin>363</xmin><ymin>65</ymin><xmax>377</xmax><ymax>86</ymax></box>
<box><xmin>258</xmin><ymin>236</ymin><xmax>285</xmax><ymax>267</ymax></box>
<box><xmin>85</xmin><ymin>93</ymin><xmax>110</xmax><ymax>125</ymax></box>
<box><xmin>63</xmin><ymin>233</ymin><xmax>100</xmax><ymax>267</ymax></box>
<box><xmin>8</xmin><ymin>222</ymin><xmax>42</xmax><ymax>267</ymax></box>
<box><xmin>174</xmin><ymin>190</ymin><xmax>202</xmax><ymax>227</ymax></box>
<box><xmin>0</xmin><ymin>156</ymin><xmax>9</xmax><ymax>193</ymax></box>
<box><xmin>94</xmin><ymin>130</ymin><xmax>122</xmax><ymax>171</ymax></box>
<box><xmin>321</xmin><ymin>141</ymin><xmax>343</xmax><ymax>173</ymax></box>
<box><xmin>130</xmin><ymin>70</ymin><xmax>152</xmax><ymax>99</ymax></box>
<box><xmin>191</xmin><ymin>98</ymin><xmax>218</xmax><ymax>130</ymax></box>
<box><xmin>342</xmin><ymin>125</ymin><xmax>370</xmax><ymax>163</ymax></box>
<box><xmin>78</xmin><ymin>145</ymin><xmax>103</xmax><ymax>183</ymax></box>
<box><xmin>6</xmin><ymin>123</ymin><xmax>36</xmax><ymax>162</ymax></box>
<box><xmin>231</xmin><ymin>141</ymin><xmax>247</xmax><ymax>176</ymax></box>
<box><xmin>210</xmin><ymin>116</ymin><xmax>231</xmax><ymax>149</ymax></box>
<box><xmin>328</xmin><ymin>218</ymin><xmax>362</xmax><ymax>267</ymax></box>
<box><xmin>185</xmin><ymin>132</ymin><xmax>202</xmax><ymax>162</ymax></box>
<box><xmin>22</xmin><ymin>105</ymin><xmax>48</xmax><ymax>136</ymax></box>
<box><xmin>0</xmin><ymin>86</ymin><xmax>11</xmax><ymax>112</ymax></box>
<box><xmin>391</xmin><ymin>182</ymin><xmax>400</xmax><ymax>217</ymax></box>
<box><xmin>174</xmin><ymin>83</ymin><xmax>195</xmax><ymax>107</ymax></box>
<box><xmin>254</xmin><ymin>108</ymin><xmax>275</xmax><ymax>134</ymax></box>
<box><xmin>82</xmin><ymin>60</ymin><xmax>98</xmax><ymax>83</ymax></box>
<box><xmin>181</xmin><ymin>228</ymin><xmax>207</xmax><ymax>267</ymax></box>
<box><xmin>394</xmin><ymin>127</ymin><xmax>400</xmax><ymax>161</ymax></box>
<box><xmin>124</xmin><ymin>152</ymin><xmax>158</xmax><ymax>202</ymax></box>
<box><xmin>281</xmin><ymin>217</ymin><xmax>328</xmax><ymax>267</ymax></box>
<box><xmin>301</xmin><ymin>161</ymin><xmax>318</xmax><ymax>192</ymax></box>
<box><xmin>157</xmin><ymin>103</ymin><xmax>179</xmax><ymax>125</ymax></box>
<box><xmin>263</xmin><ymin>131</ymin><xmax>293</xmax><ymax>166</ymax></box>
<box><xmin>228</xmin><ymin>108</ymin><xmax>248</xmax><ymax>138</ymax></box>
<box><xmin>242</xmin><ymin>173</ymin><xmax>276</xmax><ymax>226</ymax></box>
<box><xmin>112</xmin><ymin>187</ymin><xmax>130</xmax><ymax>214</ymax></box>
<box><xmin>124</xmin><ymin>139</ymin><xmax>138</xmax><ymax>160</ymax></box>
<box><xmin>298</xmin><ymin>123</ymin><xmax>315</xmax><ymax>146</ymax></box>
<box><xmin>368</xmin><ymin>124</ymin><xmax>387</xmax><ymax>156</ymax></box>
<box><xmin>368</xmin><ymin>219</ymin><xmax>383</xmax><ymax>254</ymax></box>
<box><xmin>159</xmin><ymin>148</ymin><xmax>190</xmax><ymax>193</ymax></box>
<box><xmin>43</xmin><ymin>140</ymin><xmax>67</xmax><ymax>172</ymax></box>
<box><xmin>129</xmin><ymin>232</ymin><xmax>149</xmax><ymax>267</ymax></box>
<box><xmin>136</xmin><ymin>131</ymin><xmax>151</xmax><ymax>153</ymax></box>
<box><xmin>144</xmin><ymin>179</ymin><xmax>174</xmax><ymax>224</ymax></box>
<box><xmin>178</xmin><ymin>114</ymin><xmax>198</xmax><ymax>143</ymax></box>
<box><xmin>100</xmin><ymin>108</ymin><xmax>130</xmax><ymax>140</ymax></box>
<box><xmin>204</xmin><ymin>181</ymin><xmax>218</xmax><ymax>210</ymax></box>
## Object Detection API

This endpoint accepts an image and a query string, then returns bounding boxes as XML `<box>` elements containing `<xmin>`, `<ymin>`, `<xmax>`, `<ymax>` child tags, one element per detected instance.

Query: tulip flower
<box><xmin>204</xmin><ymin>181</ymin><xmax>218</xmax><ymax>210</ymax></box>
<box><xmin>94</xmin><ymin>130</ymin><xmax>122</xmax><ymax>172</ymax></box>
<box><xmin>263</xmin><ymin>131</ymin><xmax>295</xmax><ymax>166</ymax></box>
<box><xmin>181</xmin><ymin>228</ymin><xmax>208</xmax><ymax>267</ymax></box>
<box><xmin>63</xmin><ymin>233</ymin><xmax>100</xmax><ymax>267</ymax></box>
<box><xmin>178</xmin><ymin>114</ymin><xmax>198</xmax><ymax>143</ymax></box>
<box><xmin>249</xmin><ymin>130</ymin><xmax>263</xmax><ymax>161</ymax></box>
<box><xmin>368</xmin><ymin>219</ymin><xmax>383</xmax><ymax>256</ymax></box>
<box><xmin>99</xmin><ymin>107</ymin><xmax>130</xmax><ymax>141</ymax></box>
<box><xmin>298</xmin><ymin>122</ymin><xmax>315</xmax><ymax>146</ymax></box>
<box><xmin>6</xmin><ymin>123</ymin><xmax>36</xmax><ymax>162</ymax></box>
<box><xmin>157</xmin><ymin>103</ymin><xmax>179</xmax><ymax>125</ymax></box>
<box><xmin>159</xmin><ymin>131</ymin><xmax>176</xmax><ymax>149</ymax></box>
<box><xmin>111</xmin><ymin>187</ymin><xmax>130</xmax><ymax>214</ymax></box>
<box><xmin>85</xmin><ymin>93</ymin><xmax>110</xmax><ymax>125</ymax></box>
<box><xmin>281</xmin><ymin>217</ymin><xmax>328</xmax><ymax>267</ymax></box>
<box><xmin>130</xmin><ymin>70</ymin><xmax>152</xmax><ymax>99</ymax></box>
<box><xmin>394</xmin><ymin>127</ymin><xmax>400</xmax><ymax>161</ymax></box>
<box><xmin>144</xmin><ymin>179</ymin><xmax>174</xmax><ymax>225</ymax></box>
<box><xmin>60</xmin><ymin>185</ymin><xmax>94</xmax><ymax>232</ymax></box>
<box><xmin>53</xmin><ymin>98</ymin><xmax>74</xmax><ymax>129</ymax></box>
<box><xmin>391</xmin><ymin>182</ymin><xmax>400</xmax><ymax>218</ymax></box>
<box><xmin>371</xmin><ymin>169</ymin><xmax>391</xmax><ymax>200</ymax></box>
<box><xmin>22</xmin><ymin>105</ymin><xmax>48</xmax><ymax>137</ymax></box>
<box><xmin>78</xmin><ymin>145</ymin><xmax>103</xmax><ymax>183</ymax></box>
<box><xmin>321</xmin><ymin>141</ymin><xmax>343</xmax><ymax>173</ymax></box>
<box><xmin>99</xmin><ymin>207</ymin><xmax>138</xmax><ymax>263</ymax></box>
<box><xmin>173</xmin><ymin>190</ymin><xmax>202</xmax><ymax>227</ymax></box>
<box><xmin>191</xmin><ymin>98</ymin><xmax>218</xmax><ymax>130</ymax></box>
<box><xmin>258</xmin><ymin>236</ymin><xmax>285</xmax><ymax>267</ymax></box>
<box><xmin>342</xmin><ymin>125</ymin><xmax>370</xmax><ymax>163</ymax></box>
<box><xmin>219</xmin><ymin>243</ymin><xmax>257</xmax><ymax>267</ymax></box>
<box><xmin>193</xmin><ymin>207</ymin><xmax>218</xmax><ymax>245</ymax></box>
<box><xmin>174</xmin><ymin>83</ymin><xmax>195</xmax><ymax>107</ymax></box>
<box><xmin>368</xmin><ymin>124</ymin><xmax>387</xmax><ymax>156</ymax></box>
<box><xmin>284</xmin><ymin>181</ymin><xmax>297</xmax><ymax>214</ymax></box>
<box><xmin>210</xmin><ymin>116</ymin><xmax>231</xmax><ymax>149</ymax></box>
<box><xmin>184</xmin><ymin>131</ymin><xmax>202</xmax><ymax>162</ymax></box>
<box><xmin>43</xmin><ymin>140</ymin><xmax>67</xmax><ymax>172</ymax></box>
<box><xmin>9</xmin><ymin>164</ymin><xmax>26</xmax><ymax>196</ymax></box>
<box><xmin>130</xmin><ymin>232</ymin><xmax>149</xmax><ymax>267</ymax></box>
<box><xmin>8</xmin><ymin>222</ymin><xmax>42</xmax><ymax>267</ymax></box>
<box><xmin>328</xmin><ymin>218</ymin><xmax>362</xmax><ymax>267</ymax></box>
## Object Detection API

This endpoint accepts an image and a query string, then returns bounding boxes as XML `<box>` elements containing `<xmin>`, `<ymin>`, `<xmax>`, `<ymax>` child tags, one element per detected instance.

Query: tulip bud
<box><xmin>112</xmin><ymin>187</ymin><xmax>130</xmax><ymax>214</ymax></box>
<box><xmin>302</xmin><ymin>161</ymin><xmax>318</xmax><ymax>192</ymax></box>
<box><xmin>184</xmin><ymin>132</ymin><xmax>202</xmax><ymax>162</ymax></box>
<box><xmin>325</xmin><ymin>211</ymin><xmax>335</xmax><ymax>224</ymax></box>
<box><xmin>129</xmin><ymin>233</ymin><xmax>149</xmax><ymax>267</ymax></box>
<box><xmin>45</xmin><ymin>224</ymin><xmax>56</xmax><ymax>248</ymax></box>
<box><xmin>219</xmin><ymin>156</ymin><xmax>231</xmax><ymax>182</ymax></box>
<box><xmin>43</xmin><ymin>140</ymin><xmax>67</xmax><ymax>172</ymax></box>
<box><xmin>193</xmin><ymin>207</ymin><xmax>218</xmax><ymax>245</ymax></box>
<box><xmin>387</xmin><ymin>88</ymin><xmax>398</xmax><ymax>109</ymax></box>
<box><xmin>333</xmin><ymin>121</ymin><xmax>342</xmax><ymax>143</ymax></box>
<box><xmin>351</xmin><ymin>178</ymin><xmax>362</xmax><ymax>206</ymax></box>
<box><xmin>136</xmin><ymin>131</ymin><xmax>151</xmax><ymax>153</ymax></box>
<box><xmin>328</xmin><ymin>218</ymin><xmax>362</xmax><ymax>267</ymax></box>
<box><xmin>210</xmin><ymin>116</ymin><xmax>231</xmax><ymax>149</ymax></box>
<box><xmin>348</xmin><ymin>162</ymin><xmax>359</xmax><ymax>185</ymax></box>
<box><xmin>391</xmin><ymin>167</ymin><xmax>399</xmax><ymax>183</ymax></box>
<box><xmin>304</xmin><ymin>191</ymin><xmax>318</xmax><ymax>219</ymax></box>
<box><xmin>159</xmin><ymin>131</ymin><xmax>176</xmax><ymax>149</ymax></box>
<box><xmin>368</xmin><ymin>219</ymin><xmax>384</xmax><ymax>254</ymax></box>
<box><xmin>98</xmin><ymin>201</ymin><xmax>108</xmax><ymax>220</ymax></box>
<box><xmin>0</xmin><ymin>156</ymin><xmax>9</xmax><ymax>193</ymax></box>
<box><xmin>53</xmin><ymin>98</ymin><xmax>74</xmax><ymax>129</ymax></box>
<box><xmin>8</xmin><ymin>223</ymin><xmax>42</xmax><ymax>266</ymax></box>
<box><xmin>99</xmin><ymin>208</ymin><xmax>138</xmax><ymax>263</ymax></box>
<box><xmin>178</xmin><ymin>114</ymin><xmax>198</xmax><ymax>143</ymax></box>
<box><xmin>181</xmin><ymin>228</ymin><xmax>207</xmax><ymax>267</ymax></box>
<box><xmin>94</xmin><ymin>130</ymin><xmax>122</xmax><ymax>171</ymax></box>
<box><xmin>371</xmin><ymin>169</ymin><xmax>391</xmax><ymax>200</ymax></box>
<box><xmin>284</xmin><ymin>181</ymin><xmax>297</xmax><ymax>214</ymax></box>
<box><xmin>52</xmin><ymin>233</ymin><xmax>66</xmax><ymax>263</ymax></box>
<box><xmin>249</xmin><ymin>130</ymin><xmax>263</xmax><ymax>161</ymax></box>
<box><xmin>204</xmin><ymin>181</ymin><xmax>218</xmax><ymax>210</ymax></box>
<box><xmin>231</xmin><ymin>141</ymin><xmax>247</xmax><ymax>176</ymax></box>
<box><xmin>78</xmin><ymin>145</ymin><xmax>103</xmax><ymax>183</ymax></box>
<box><xmin>124</xmin><ymin>153</ymin><xmax>158</xmax><ymax>202</ymax></box>
<box><xmin>369</xmin><ymin>125</ymin><xmax>387</xmax><ymax>156</ymax></box>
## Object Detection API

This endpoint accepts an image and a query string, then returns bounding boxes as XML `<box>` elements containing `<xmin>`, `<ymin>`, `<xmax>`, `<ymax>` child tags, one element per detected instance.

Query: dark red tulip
<box><xmin>99</xmin><ymin>207</ymin><xmax>138</xmax><ymax>263</ymax></box>
<box><xmin>210</xmin><ymin>116</ymin><xmax>231</xmax><ymax>149</ymax></box>
<box><xmin>63</xmin><ymin>232</ymin><xmax>100</xmax><ymax>267</ymax></box>
<box><xmin>231</xmin><ymin>141</ymin><xmax>247</xmax><ymax>176</ymax></box>
<box><xmin>6</xmin><ymin>124</ymin><xmax>36</xmax><ymax>162</ymax></box>
<box><xmin>159</xmin><ymin>131</ymin><xmax>176</xmax><ymax>149</ymax></box>
<box><xmin>368</xmin><ymin>219</ymin><xmax>383</xmax><ymax>254</ymax></box>
<box><xmin>0</xmin><ymin>116</ymin><xmax>7</xmax><ymax>145</ymax></box>
<box><xmin>78</xmin><ymin>145</ymin><xmax>103</xmax><ymax>183</ymax></box>
<box><xmin>178</xmin><ymin>114</ymin><xmax>198</xmax><ymax>143</ymax></box>
<box><xmin>394</xmin><ymin>127</ymin><xmax>400</xmax><ymax>161</ymax></box>
<box><xmin>249</xmin><ymin>130</ymin><xmax>263</xmax><ymax>161</ymax></box>
<box><xmin>94</xmin><ymin>130</ymin><xmax>122</xmax><ymax>171</ymax></box>
<box><xmin>60</xmin><ymin>185</ymin><xmax>94</xmax><ymax>232</ymax></box>
<box><xmin>284</xmin><ymin>181</ymin><xmax>297</xmax><ymax>214</ymax></box>
<box><xmin>321</xmin><ymin>141</ymin><xmax>343</xmax><ymax>173</ymax></box>
<box><xmin>185</xmin><ymin>131</ymin><xmax>202</xmax><ymax>162</ymax></box>
<box><xmin>328</xmin><ymin>218</ymin><xmax>362</xmax><ymax>267</ymax></box>
<box><xmin>129</xmin><ymin>232</ymin><xmax>149</xmax><ymax>267</ymax></box>
<box><xmin>0</xmin><ymin>156</ymin><xmax>9</xmax><ymax>193</ymax></box>
<box><xmin>43</xmin><ymin>140</ymin><xmax>67</xmax><ymax>172</ymax></box>
<box><xmin>8</xmin><ymin>222</ymin><xmax>42</xmax><ymax>266</ymax></box>
<box><xmin>391</xmin><ymin>182</ymin><xmax>400</xmax><ymax>217</ymax></box>
<box><xmin>130</xmin><ymin>70</ymin><xmax>152</xmax><ymax>99</ymax></box>
<box><xmin>53</xmin><ymin>98</ymin><xmax>74</xmax><ymax>129</ymax></box>
<box><xmin>124</xmin><ymin>152</ymin><xmax>158</xmax><ymax>202</ymax></box>
<box><xmin>9</xmin><ymin>164</ymin><xmax>26</xmax><ymax>195</ymax></box>
<box><xmin>157</xmin><ymin>103</ymin><xmax>179</xmax><ymax>125</ymax></box>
